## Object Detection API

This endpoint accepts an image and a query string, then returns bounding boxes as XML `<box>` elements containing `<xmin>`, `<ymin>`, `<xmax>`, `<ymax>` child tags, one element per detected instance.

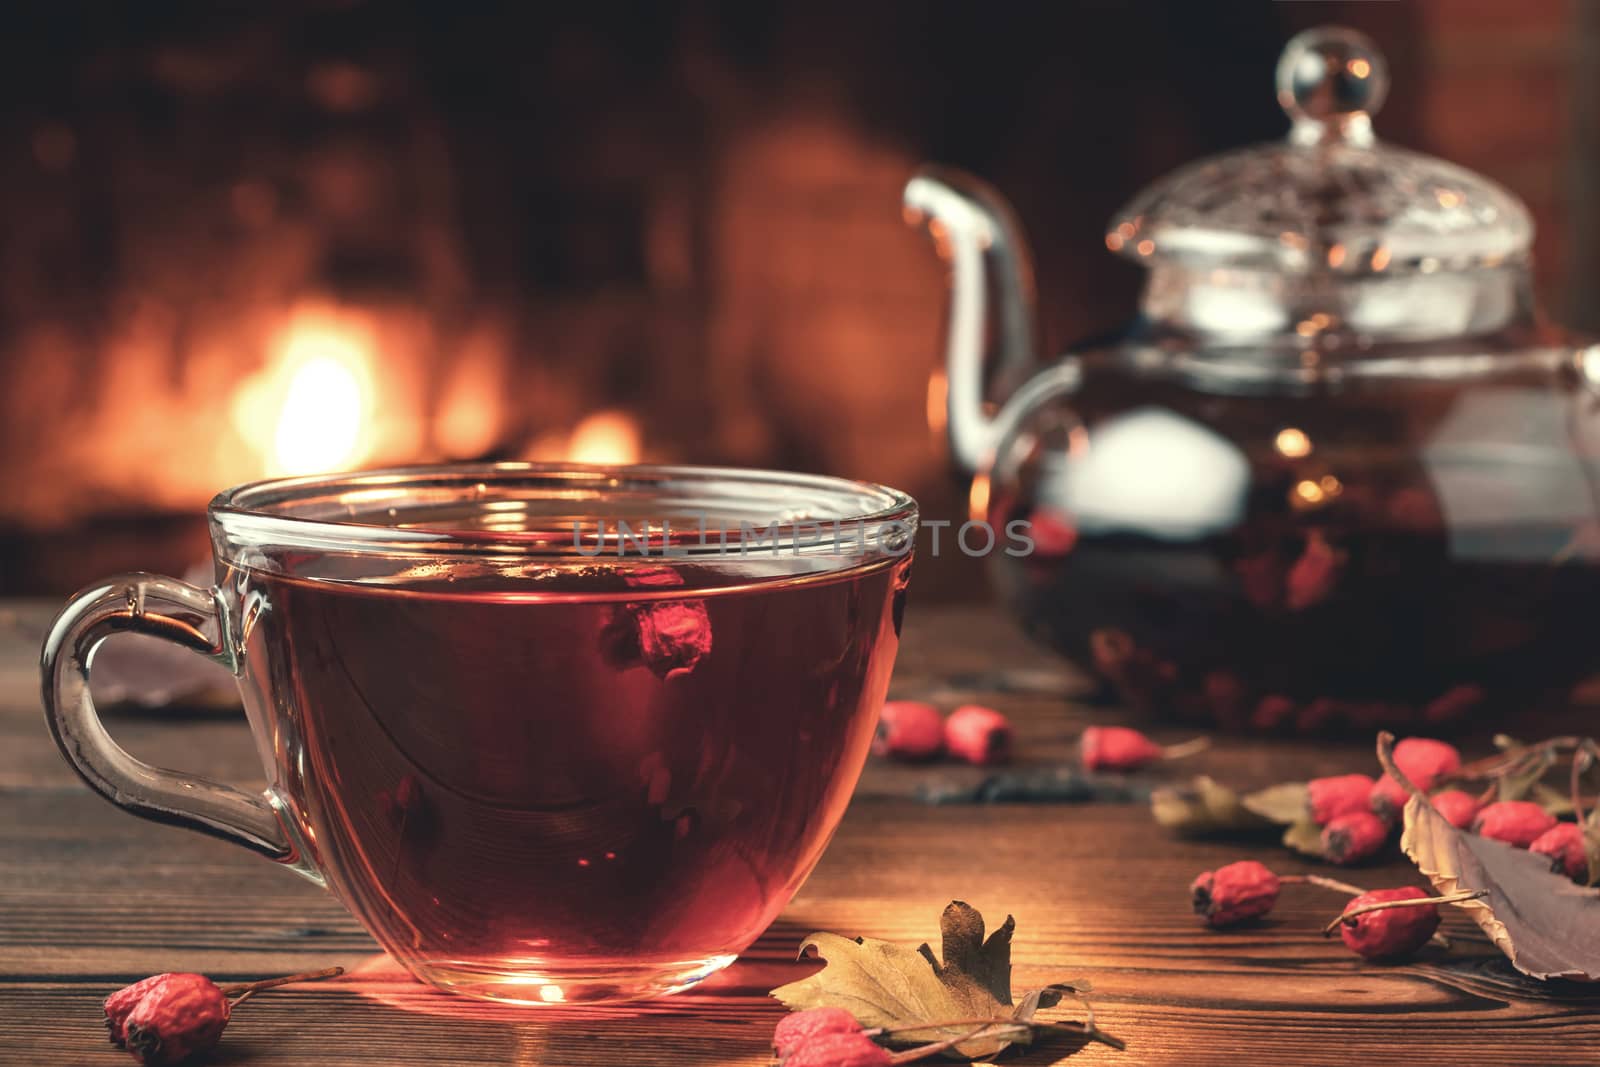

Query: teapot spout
<box><xmin>904</xmin><ymin>167</ymin><xmax>1040</xmax><ymax>472</ymax></box>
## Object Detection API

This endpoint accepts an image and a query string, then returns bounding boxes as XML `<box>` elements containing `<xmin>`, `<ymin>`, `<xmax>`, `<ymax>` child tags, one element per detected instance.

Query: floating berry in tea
<box><xmin>1472</xmin><ymin>800</ymin><xmax>1556</xmax><ymax>848</ymax></box>
<box><xmin>119</xmin><ymin>973</ymin><xmax>230</xmax><ymax>1065</ymax></box>
<box><xmin>1424</xmin><ymin>683</ymin><xmax>1485</xmax><ymax>724</ymax></box>
<box><xmin>1251</xmin><ymin>694</ymin><xmax>1296</xmax><ymax>731</ymax></box>
<box><xmin>1027</xmin><ymin>508</ymin><xmax>1078</xmax><ymax>557</ymax></box>
<box><xmin>774</xmin><ymin>1006</ymin><xmax>864</xmax><ymax>1057</ymax></box>
<box><xmin>1191</xmin><ymin>860</ymin><xmax>1280</xmax><ymax>927</ymax></box>
<box><xmin>1336</xmin><ymin>887</ymin><xmax>1441</xmax><ymax>960</ymax></box>
<box><xmin>1428</xmin><ymin>789</ymin><xmax>1480</xmax><ymax>830</ymax></box>
<box><xmin>1530</xmin><ymin>822</ymin><xmax>1588</xmax><ymax>881</ymax></box>
<box><xmin>1307</xmin><ymin>774</ymin><xmax>1374</xmax><ymax>825</ymax></box>
<box><xmin>945</xmin><ymin>704</ymin><xmax>1013</xmax><ymax>766</ymax></box>
<box><xmin>597</xmin><ymin>566</ymin><xmax>714</xmax><ymax>680</ymax></box>
<box><xmin>872</xmin><ymin>701</ymin><xmax>944</xmax><ymax>762</ymax></box>
<box><xmin>1284</xmin><ymin>530</ymin><xmax>1344</xmax><ymax>611</ymax></box>
<box><xmin>1202</xmin><ymin>670</ymin><xmax>1247</xmax><ymax>729</ymax></box>
<box><xmin>1322</xmin><ymin>810</ymin><xmax>1388</xmax><ymax>865</ymax></box>
<box><xmin>783</xmin><ymin>1030</ymin><xmax>892</xmax><ymax>1067</ymax></box>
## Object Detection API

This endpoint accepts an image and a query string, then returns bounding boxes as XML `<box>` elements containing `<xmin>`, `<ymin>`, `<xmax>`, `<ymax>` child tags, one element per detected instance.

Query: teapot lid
<box><xmin>1106</xmin><ymin>26</ymin><xmax>1533</xmax><ymax>277</ymax></box>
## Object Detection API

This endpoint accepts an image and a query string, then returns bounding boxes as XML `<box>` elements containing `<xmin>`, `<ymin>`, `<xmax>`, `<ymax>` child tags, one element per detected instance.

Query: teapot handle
<box><xmin>904</xmin><ymin>168</ymin><xmax>1040</xmax><ymax>472</ymax></box>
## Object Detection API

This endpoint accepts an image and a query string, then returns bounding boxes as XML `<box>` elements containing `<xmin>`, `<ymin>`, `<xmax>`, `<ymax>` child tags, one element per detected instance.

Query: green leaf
<box><xmin>1498</xmin><ymin>746</ymin><xmax>1556</xmax><ymax>802</ymax></box>
<box><xmin>770</xmin><ymin>902</ymin><xmax>1101</xmax><ymax>1059</ymax></box>
<box><xmin>1282</xmin><ymin>817</ymin><xmax>1325</xmax><ymax>858</ymax></box>
<box><xmin>1151</xmin><ymin>776</ymin><xmax>1269</xmax><ymax>836</ymax></box>
<box><xmin>1242</xmin><ymin>782</ymin><xmax>1310</xmax><ymax>825</ymax></box>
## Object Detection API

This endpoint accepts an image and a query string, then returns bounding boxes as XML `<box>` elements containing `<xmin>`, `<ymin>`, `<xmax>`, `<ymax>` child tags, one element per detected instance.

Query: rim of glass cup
<box><xmin>209</xmin><ymin>461</ymin><xmax>919</xmax><ymax>561</ymax></box>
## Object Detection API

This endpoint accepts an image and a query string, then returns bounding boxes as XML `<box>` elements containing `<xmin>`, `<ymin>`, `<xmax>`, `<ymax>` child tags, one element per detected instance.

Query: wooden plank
<box><xmin>4</xmin><ymin>794</ymin><xmax>1600</xmax><ymax>1066</ymax></box>
<box><xmin>6</xmin><ymin>602</ymin><xmax>1600</xmax><ymax>1064</ymax></box>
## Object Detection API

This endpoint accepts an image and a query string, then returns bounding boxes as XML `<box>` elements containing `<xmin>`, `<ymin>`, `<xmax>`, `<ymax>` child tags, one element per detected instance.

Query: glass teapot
<box><xmin>904</xmin><ymin>26</ymin><xmax>1600</xmax><ymax>732</ymax></box>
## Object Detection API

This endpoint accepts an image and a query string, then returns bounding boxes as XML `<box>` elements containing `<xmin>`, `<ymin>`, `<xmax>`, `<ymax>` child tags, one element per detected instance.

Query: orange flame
<box><xmin>233</xmin><ymin>308</ymin><xmax>377</xmax><ymax>476</ymax></box>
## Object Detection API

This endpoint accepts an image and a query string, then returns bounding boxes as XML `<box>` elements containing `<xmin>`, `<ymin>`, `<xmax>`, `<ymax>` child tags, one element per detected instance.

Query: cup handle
<box><xmin>41</xmin><ymin>573</ymin><xmax>296</xmax><ymax>862</ymax></box>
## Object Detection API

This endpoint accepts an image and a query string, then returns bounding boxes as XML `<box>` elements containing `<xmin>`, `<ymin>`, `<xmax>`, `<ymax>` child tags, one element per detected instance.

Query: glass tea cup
<box><xmin>42</xmin><ymin>463</ymin><xmax>916</xmax><ymax>1003</ymax></box>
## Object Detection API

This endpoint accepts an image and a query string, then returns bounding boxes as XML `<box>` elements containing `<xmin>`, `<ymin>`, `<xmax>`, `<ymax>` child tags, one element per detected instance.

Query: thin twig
<box><xmin>1160</xmin><ymin>736</ymin><xmax>1211</xmax><ymax>761</ymax></box>
<box><xmin>1280</xmin><ymin>874</ymin><xmax>1366</xmax><ymax>896</ymax></box>
<box><xmin>1573</xmin><ymin>747</ymin><xmax>1592</xmax><ymax>828</ymax></box>
<box><xmin>1321</xmin><ymin>890</ymin><xmax>1488</xmax><ymax>937</ymax></box>
<box><xmin>886</xmin><ymin>1023</ymin><xmax>1006</xmax><ymax>1064</ymax></box>
<box><xmin>220</xmin><ymin>965</ymin><xmax>345</xmax><ymax>999</ymax></box>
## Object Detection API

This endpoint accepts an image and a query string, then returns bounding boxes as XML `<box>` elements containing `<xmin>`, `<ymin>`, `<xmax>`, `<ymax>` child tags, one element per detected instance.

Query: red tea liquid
<box><xmin>231</xmin><ymin>557</ymin><xmax>909</xmax><ymax>1001</ymax></box>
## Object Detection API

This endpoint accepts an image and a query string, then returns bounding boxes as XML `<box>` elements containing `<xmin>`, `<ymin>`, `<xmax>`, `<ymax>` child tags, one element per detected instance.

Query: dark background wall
<box><xmin>0</xmin><ymin>0</ymin><xmax>1586</xmax><ymax>596</ymax></box>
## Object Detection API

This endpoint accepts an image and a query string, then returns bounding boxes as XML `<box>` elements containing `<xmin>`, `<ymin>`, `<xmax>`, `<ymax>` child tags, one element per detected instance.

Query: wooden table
<box><xmin>3</xmin><ymin>600</ymin><xmax>1597</xmax><ymax>1066</ymax></box>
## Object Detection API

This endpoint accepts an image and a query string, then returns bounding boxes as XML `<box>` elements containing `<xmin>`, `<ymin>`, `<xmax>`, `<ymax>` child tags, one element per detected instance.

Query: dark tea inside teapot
<box><xmin>905</xmin><ymin>26</ymin><xmax>1600</xmax><ymax>733</ymax></box>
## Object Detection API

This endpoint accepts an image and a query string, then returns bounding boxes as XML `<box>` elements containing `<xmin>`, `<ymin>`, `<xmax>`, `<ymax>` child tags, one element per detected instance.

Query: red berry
<box><xmin>872</xmin><ymin>701</ymin><xmax>944</xmax><ymax>761</ymax></box>
<box><xmin>1530</xmin><ymin>822</ymin><xmax>1588</xmax><ymax>880</ymax></box>
<box><xmin>121</xmin><ymin>973</ymin><xmax>231</xmax><ymax>1065</ymax></box>
<box><xmin>1284</xmin><ymin>531</ymin><xmax>1342</xmax><ymax>611</ymax></box>
<box><xmin>1391</xmin><ymin>737</ymin><xmax>1461</xmax><ymax>792</ymax></box>
<box><xmin>1294</xmin><ymin>697</ymin><xmax>1349</xmax><ymax>732</ymax></box>
<box><xmin>1191</xmin><ymin>860</ymin><xmax>1280</xmax><ymax>928</ymax></box>
<box><xmin>1308</xmin><ymin>774</ymin><xmax>1375</xmax><ymax>826</ymax></box>
<box><xmin>1428</xmin><ymin>789</ymin><xmax>1480</xmax><ymax>830</ymax></box>
<box><xmin>1251</xmin><ymin>694</ymin><xmax>1296</xmax><ymax>731</ymax></box>
<box><xmin>1028</xmin><ymin>508</ymin><xmax>1078</xmax><ymax>557</ymax></box>
<box><xmin>1080</xmin><ymin>725</ymin><xmax>1162</xmax><ymax>772</ymax></box>
<box><xmin>1089</xmin><ymin>629</ymin><xmax>1135</xmax><ymax>677</ymax></box>
<box><xmin>1202</xmin><ymin>671</ymin><xmax>1246</xmax><ymax>729</ymax></box>
<box><xmin>1424</xmin><ymin>684</ymin><xmax>1485</xmax><ymax>724</ymax></box>
<box><xmin>1473</xmin><ymin>800</ymin><xmax>1557</xmax><ymax>848</ymax></box>
<box><xmin>784</xmin><ymin>1031</ymin><xmax>892</xmax><ymax>1067</ymax></box>
<box><xmin>774</xmin><ymin>1007</ymin><xmax>864</xmax><ymax>1058</ymax></box>
<box><xmin>1322</xmin><ymin>810</ymin><xmax>1389</xmax><ymax>865</ymax></box>
<box><xmin>1338</xmin><ymin>887</ymin><xmax>1441</xmax><ymax>960</ymax></box>
<box><xmin>945</xmin><ymin>705</ymin><xmax>1013</xmax><ymax>766</ymax></box>
<box><xmin>105</xmin><ymin>975</ymin><xmax>167</xmax><ymax>1049</ymax></box>
<box><xmin>1368</xmin><ymin>774</ymin><xmax>1411</xmax><ymax>822</ymax></box>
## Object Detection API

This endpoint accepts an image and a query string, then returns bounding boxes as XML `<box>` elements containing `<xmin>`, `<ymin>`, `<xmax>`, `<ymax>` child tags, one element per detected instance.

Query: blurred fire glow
<box><xmin>233</xmin><ymin>309</ymin><xmax>377</xmax><ymax>476</ymax></box>
<box><xmin>528</xmin><ymin>409</ymin><xmax>643</xmax><ymax>466</ymax></box>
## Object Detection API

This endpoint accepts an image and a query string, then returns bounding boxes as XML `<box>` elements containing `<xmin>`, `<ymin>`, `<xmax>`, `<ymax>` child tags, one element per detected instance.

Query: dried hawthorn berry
<box><xmin>121</xmin><ymin>973</ymin><xmax>231</xmax><ymax>1065</ymax></box>
<box><xmin>1251</xmin><ymin>694</ymin><xmax>1296</xmax><ymax>731</ymax></box>
<box><xmin>872</xmin><ymin>701</ymin><xmax>944</xmax><ymax>762</ymax></box>
<box><xmin>1472</xmin><ymin>800</ymin><xmax>1557</xmax><ymax>848</ymax></box>
<box><xmin>1391</xmin><ymin>737</ymin><xmax>1461</xmax><ymax>792</ymax></box>
<box><xmin>774</xmin><ymin>1007</ymin><xmax>864</xmax><ymax>1058</ymax></box>
<box><xmin>1338</xmin><ymin>887</ymin><xmax>1441</xmax><ymax>960</ymax></box>
<box><xmin>105</xmin><ymin>974</ymin><xmax>166</xmax><ymax>1049</ymax></box>
<box><xmin>1080</xmin><ymin>725</ymin><xmax>1161</xmax><ymax>772</ymax></box>
<box><xmin>1089</xmin><ymin>628</ymin><xmax>1135</xmax><ymax>679</ymax></box>
<box><xmin>1295</xmin><ymin>697</ymin><xmax>1350</xmax><ymax>732</ymax></box>
<box><xmin>1530</xmin><ymin>822</ymin><xmax>1589</xmax><ymax>881</ymax></box>
<box><xmin>945</xmin><ymin>704</ymin><xmax>1013</xmax><ymax>766</ymax></box>
<box><xmin>1191</xmin><ymin>860</ymin><xmax>1280</xmax><ymax>928</ymax></box>
<box><xmin>1322</xmin><ymin>810</ymin><xmax>1388</xmax><ymax>865</ymax></box>
<box><xmin>1202</xmin><ymin>670</ymin><xmax>1247</xmax><ymax>729</ymax></box>
<box><xmin>784</xmin><ymin>1031</ymin><xmax>893</xmax><ymax>1067</ymax></box>
<box><xmin>1308</xmin><ymin>774</ymin><xmax>1375</xmax><ymax>826</ymax></box>
<box><xmin>1028</xmin><ymin>508</ymin><xmax>1078</xmax><ymax>557</ymax></box>
<box><xmin>1285</xmin><ymin>531</ymin><xmax>1343</xmax><ymax>611</ymax></box>
<box><xmin>1368</xmin><ymin>774</ymin><xmax>1410</xmax><ymax>822</ymax></box>
<box><xmin>1428</xmin><ymin>789</ymin><xmax>1480</xmax><ymax>830</ymax></box>
<box><xmin>1424</xmin><ymin>684</ymin><xmax>1485</xmax><ymax>725</ymax></box>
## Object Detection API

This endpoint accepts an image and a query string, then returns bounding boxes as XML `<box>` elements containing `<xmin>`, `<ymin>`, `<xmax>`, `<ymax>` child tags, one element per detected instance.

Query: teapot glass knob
<box><xmin>1275</xmin><ymin>26</ymin><xmax>1388</xmax><ymax>146</ymax></box>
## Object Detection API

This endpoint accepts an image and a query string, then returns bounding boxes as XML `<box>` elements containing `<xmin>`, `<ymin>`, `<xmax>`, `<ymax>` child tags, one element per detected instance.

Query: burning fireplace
<box><xmin>1</xmin><ymin>1</ymin><xmax>1590</xmax><ymax>596</ymax></box>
